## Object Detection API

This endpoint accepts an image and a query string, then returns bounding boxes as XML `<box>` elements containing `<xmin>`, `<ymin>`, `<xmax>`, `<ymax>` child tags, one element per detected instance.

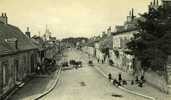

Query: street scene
<box><xmin>9</xmin><ymin>48</ymin><xmax>171</xmax><ymax>100</ymax></box>
<box><xmin>1</xmin><ymin>0</ymin><xmax>171</xmax><ymax>100</ymax></box>
<box><xmin>41</xmin><ymin>49</ymin><xmax>148</xmax><ymax>100</ymax></box>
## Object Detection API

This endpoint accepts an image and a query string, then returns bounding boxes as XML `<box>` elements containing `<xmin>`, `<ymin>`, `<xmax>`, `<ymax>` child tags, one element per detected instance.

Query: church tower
<box><xmin>107</xmin><ymin>26</ymin><xmax>112</xmax><ymax>36</ymax></box>
<box><xmin>25</xmin><ymin>27</ymin><xmax>31</xmax><ymax>38</ymax></box>
<box><xmin>44</xmin><ymin>25</ymin><xmax>52</xmax><ymax>40</ymax></box>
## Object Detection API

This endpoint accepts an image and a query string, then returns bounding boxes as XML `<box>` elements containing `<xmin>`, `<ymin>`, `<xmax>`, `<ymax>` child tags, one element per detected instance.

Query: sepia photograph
<box><xmin>0</xmin><ymin>0</ymin><xmax>171</xmax><ymax>100</ymax></box>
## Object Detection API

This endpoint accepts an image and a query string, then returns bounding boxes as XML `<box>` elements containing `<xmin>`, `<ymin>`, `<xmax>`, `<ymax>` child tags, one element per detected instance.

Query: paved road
<box><xmin>41</xmin><ymin>48</ymin><xmax>147</xmax><ymax>100</ymax></box>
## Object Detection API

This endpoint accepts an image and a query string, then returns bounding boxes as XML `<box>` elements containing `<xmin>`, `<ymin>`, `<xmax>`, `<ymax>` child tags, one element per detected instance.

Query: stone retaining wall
<box><xmin>144</xmin><ymin>71</ymin><xmax>169</xmax><ymax>93</ymax></box>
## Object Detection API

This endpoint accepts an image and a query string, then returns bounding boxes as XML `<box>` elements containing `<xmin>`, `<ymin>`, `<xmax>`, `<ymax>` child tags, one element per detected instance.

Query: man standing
<box><xmin>108</xmin><ymin>73</ymin><xmax>112</xmax><ymax>80</ymax></box>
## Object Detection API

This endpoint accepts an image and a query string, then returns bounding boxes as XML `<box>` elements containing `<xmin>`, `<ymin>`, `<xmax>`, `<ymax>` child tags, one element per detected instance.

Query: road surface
<box><xmin>41</xmin><ymin>48</ymin><xmax>147</xmax><ymax>100</ymax></box>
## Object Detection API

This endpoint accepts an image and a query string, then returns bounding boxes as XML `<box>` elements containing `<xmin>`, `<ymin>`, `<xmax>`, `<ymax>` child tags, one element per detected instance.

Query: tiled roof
<box><xmin>0</xmin><ymin>23</ymin><xmax>38</xmax><ymax>56</ymax></box>
<box><xmin>112</xmin><ymin>28</ymin><xmax>138</xmax><ymax>36</ymax></box>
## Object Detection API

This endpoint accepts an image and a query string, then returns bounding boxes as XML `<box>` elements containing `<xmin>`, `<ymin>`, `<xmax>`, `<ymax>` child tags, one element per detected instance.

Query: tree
<box><xmin>61</xmin><ymin>37</ymin><xmax>89</xmax><ymax>47</ymax></box>
<box><xmin>127</xmin><ymin>6</ymin><xmax>171</xmax><ymax>72</ymax></box>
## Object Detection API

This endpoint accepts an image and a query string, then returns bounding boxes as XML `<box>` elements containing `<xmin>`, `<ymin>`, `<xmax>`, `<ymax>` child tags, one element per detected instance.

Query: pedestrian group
<box><xmin>108</xmin><ymin>73</ymin><xmax>145</xmax><ymax>88</ymax></box>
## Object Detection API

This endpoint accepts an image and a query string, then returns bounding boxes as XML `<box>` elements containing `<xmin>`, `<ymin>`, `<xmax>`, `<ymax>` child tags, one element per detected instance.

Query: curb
<box><xmin>3</xmin><ymin>86</ymin><xmax>19</xmax><ymax>100</ymax></box>
<box><xmin>34</xmin><ymin>67</ymin><xmax>62</xmax><ymax>100</ymax></box>
<box><xmin>4</xmin><ymin>78</ymin><xmax>32</xmax><ymax>100</ymax></box>
<box><xmin>93</xmin><ymin>65</ymin><xmax>156</xmax><ymax>100</ymax></box>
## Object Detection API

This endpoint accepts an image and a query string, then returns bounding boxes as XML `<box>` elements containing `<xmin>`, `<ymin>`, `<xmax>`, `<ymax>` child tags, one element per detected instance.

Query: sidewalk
<box><xmin>9</xmin><ymin>69</ymin><xmax>60</xmax><ymax>100</ymax></box>
<box><xmin>95</xmin><ymin>62</ymin><xmax>171</xmax><ymax>100</ymax></box>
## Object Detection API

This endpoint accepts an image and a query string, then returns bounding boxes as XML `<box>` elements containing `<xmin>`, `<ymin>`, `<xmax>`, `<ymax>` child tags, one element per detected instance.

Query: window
<box><xmin>2</xmin><ymin>61</ymin><xmax>8</xmax><ymax>86</ymax></box>
<box><xmin>23</xmin><ymin>55</ymin><xmax>27</xmax><ymax>74</ymax></box>
<box><xmin>14</xmin><ymin>60</ymin><xmax>19</xmax><ymax>81</ymax></box>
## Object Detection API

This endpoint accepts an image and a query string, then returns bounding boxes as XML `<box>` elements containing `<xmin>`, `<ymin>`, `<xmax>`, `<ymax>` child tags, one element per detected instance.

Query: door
<box><xmin>14</xmin><ymin>60</ymin><xmax>19</xmax><ymax>82</ymax></box>
<box><xmin>31</xmin><ymin>54</ymin><xmax>35</xmax><ymax>72</ymax></box>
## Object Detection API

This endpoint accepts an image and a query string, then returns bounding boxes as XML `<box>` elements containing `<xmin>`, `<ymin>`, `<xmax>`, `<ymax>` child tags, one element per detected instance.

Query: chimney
<box><xmin>148</xmin><ymin>2</ymin><xmax>153</xmax><ymax>11</ymax></box>
<box><xmin>107</xmin><ymin>26</ymin><xmax>112</xmax><ymax>36</ymax></box>
<box><xmin>15</xmin><ymin>39</ymin><xmax>18</xmax><ymax>49</ymax></box>
<box><xmin>25</xmin><ymin>27</ymin><xmax>31</xmax><ymax>38</ymax></box>
<box><xmin>149</xmin><ymin>2</ymin><xmax>153</xmax><ymax>8</ymax></box>
<box><xmin>156</xmin><ymin>0</ymin><xmax>159</xmax><ymax>6</ymax></box>
<box><xmin>150</xmin><ymin>2</ymin><xmax>153</xmax><ymax>6</ymax></box>
<box><xmin>153</xmin><ymin>0</ymin><xmax>156</xmax><ymax>6</ymax></box>
<box><xmin>0</xmin><ymin>13</ymin><xmax>8</xmax><ymax>24</ymax></box>
<box><xmin>129</xmin><ymin>11</ymin><xmax>132</xmax><ymax>16</ymax></box>
<box><xmin>5</xmin><ymin>38</ymin><xmax>18</xmax><ymax>49</ymax></box>
<box><xmin>131</xmin><ymin>8</ymin><xmax>135</xmax><ymax>20</ymax></box>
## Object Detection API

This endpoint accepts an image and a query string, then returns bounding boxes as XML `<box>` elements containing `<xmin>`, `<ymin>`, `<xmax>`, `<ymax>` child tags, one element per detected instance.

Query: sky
<box><xmin>0</xmin><ymin>0</ymin><xmax>155</xmax><ymax>39</ymax></box>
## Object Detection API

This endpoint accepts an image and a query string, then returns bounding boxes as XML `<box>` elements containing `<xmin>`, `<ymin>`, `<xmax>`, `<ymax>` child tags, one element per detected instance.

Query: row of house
<box><xmin>82</xmin><ymin>0</ymin><xmax>171</xmax><ymax>93</ymax></box>
<box><xmin>83</xmin><ymin>8</ymin><xmax>138</xmax><ymax>73</ymax></box>
<box><xmin>0</xmin><ymin>14</ymin><xmax>59</xmax><ymax>99</ymax></box>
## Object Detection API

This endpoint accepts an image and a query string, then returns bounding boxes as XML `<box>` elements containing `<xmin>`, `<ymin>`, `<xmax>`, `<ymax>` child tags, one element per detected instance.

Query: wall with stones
<box><xmin>109</xmin><ymin>49</ymin><xmax>134</xmax><ymax>73</ymax></box>
<box><xmin>144</xmin><ymin>71</ymin><xmax>169</xmax><ymax>93</ymax></box>
<box><xmin>0</xmin><ymin>50</ymin><xmax>38</xmax><ymax>98</ymax></box>
<box><xmin>0</xmin><ymin>56</ymin><xmax>15</xmax><ymax>96</ymax></box>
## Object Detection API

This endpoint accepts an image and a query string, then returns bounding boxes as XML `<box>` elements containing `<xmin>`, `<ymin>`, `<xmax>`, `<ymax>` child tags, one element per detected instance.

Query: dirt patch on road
<box><xmin>111</xmin><ymin>94</ymin><xmax>123</xmax><ymax>98</ymax></box>
<box><xmin>80</xmin><ymin>82</ymin><xmax>86</xmax><ymax>87</ymax></box>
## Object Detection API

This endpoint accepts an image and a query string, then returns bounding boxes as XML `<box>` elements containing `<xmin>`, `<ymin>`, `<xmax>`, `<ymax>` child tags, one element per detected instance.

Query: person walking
<box><xmin>135</xmin><ymin>76</ymin><xmax>139</xmax><ymax>84</ymax></box>
<box><xmin>140</xmin><ymin>75</ymin><xmax>145</xmax><ymax>83</ymax></box>
<box><xmin>118</xmin><ymin>73</ymin><xmax>122</xmax><ymax>82</ymax></box>
<box><xmin>138</xmin><ymin>80</ymin><xmax>143</xmax><ymax>87</ymax></box>
<box><xmin>131</xmin><ymin>80</ymin><xmax>134</xmax><ymax>85</ymax></box>
<box><xmin>108</xmin><ymin>73</ymin><xmax>112</xmax><ymax>80</ymax></box>
<box><xmin>117</xmin><ymin>73</ymin><xmax>122</xmax><ymax>86</ymax></box>
<box><xmin>102</xmin><ymin>60</ymin><xmax>104</xmax><ymax>64</ymax></box>
<box><xmin>113</xmin><ymin>79</ymin><xmax>118</xmax><ymax>86</ymax></box>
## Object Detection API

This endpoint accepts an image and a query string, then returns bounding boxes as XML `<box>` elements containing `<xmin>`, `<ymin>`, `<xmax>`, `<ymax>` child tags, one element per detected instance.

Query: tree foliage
<box><xmin>127</xmin><ymin>6</ymin><xmax>171</xmax><ymax>71</ymax></box>
<box><xmin>61</xmin><ymin>37</ymin><xmax>88</xmax><ymax>46</ymax></box>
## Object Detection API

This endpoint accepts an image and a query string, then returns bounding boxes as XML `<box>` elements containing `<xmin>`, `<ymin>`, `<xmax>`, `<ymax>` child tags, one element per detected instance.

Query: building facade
<box><xmin>0</xmin><ymin>13</ymin><xmax>38</xmax><ymax>99</ymax></box>
<box><xmin>109</xmin><ymin>30</ymin><xmax>137</xmax><ymax>73</ymax></box>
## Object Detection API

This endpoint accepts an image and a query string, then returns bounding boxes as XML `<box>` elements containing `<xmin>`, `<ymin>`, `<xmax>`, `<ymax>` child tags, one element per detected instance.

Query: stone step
<box><xmin>15</xmin><ymin>81</ymin><xmax>25</xmax><ymax>88</ymax></box>
<box><xmin>18</xmin><ymin>83</ymin><xmax>25</xmax><ymax>88</ymax></box>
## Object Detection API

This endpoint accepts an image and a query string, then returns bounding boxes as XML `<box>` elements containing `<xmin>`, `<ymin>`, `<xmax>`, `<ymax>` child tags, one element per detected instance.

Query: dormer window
<box><xmin>5</xmin><ymin>38</ymin><xmax>18</xmax><ymax>49</ymax></box>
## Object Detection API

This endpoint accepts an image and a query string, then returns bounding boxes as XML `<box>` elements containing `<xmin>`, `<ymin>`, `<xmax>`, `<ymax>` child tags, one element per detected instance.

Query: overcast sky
<box><xmin>0</xmin><ymin>0</ymin><xmax>155</xmax><ymax>39</ymax></box>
